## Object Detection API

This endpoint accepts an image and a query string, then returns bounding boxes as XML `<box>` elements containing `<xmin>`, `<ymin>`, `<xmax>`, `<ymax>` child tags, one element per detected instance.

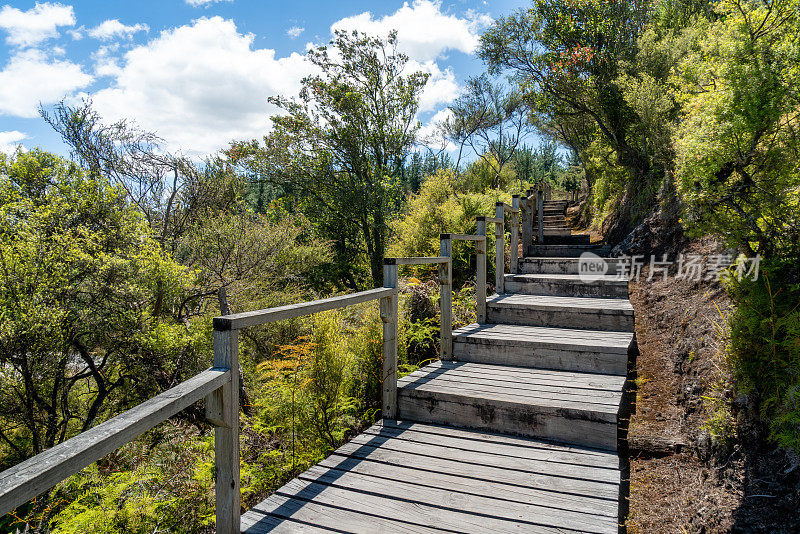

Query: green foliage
<box><xmin>725</xmin><ymin>261</ymin><xmax>800</xmax><ymax>450</ymax></box>
<box><xmin>0</xmin><ymin>150</ymin><xmax>203</xmax><ymax>463</ymax></box>
<box><xmin>675</xmin><ymin>0</ymin><xmax>800</xmax><ymax>259</ymax></box>
<box><xmin>229</xmin><ymin>30</ymin><xmax>429</xmax><ymax>287</ymax></box>
<box><xmin>390</xmin><ymin>169</ymin><xmax>503</xmax><ymax>287</ymax></box>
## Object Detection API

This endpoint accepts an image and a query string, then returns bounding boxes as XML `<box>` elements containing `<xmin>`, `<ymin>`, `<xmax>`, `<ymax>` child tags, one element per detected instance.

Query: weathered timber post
<box><xmin>511</xmin><ymin>195</ymin><xmax>520</xmax><ymax>274</ymax></box>
<box><xmin>521</xmin><ymin>190</ymin><xmax>533</xmax><ymax>258</ymax></box>
<box><xmin>439</xmin><ymin>235</ymin><xmax>453</xmax><ymax>361</ymax></box>
<box><xmin>537</xmin><ymin>189</ymin><xmax>544</xmax><ymax>244</ymax></box>
<box><xmin>206</xmin><ymin>329</ymin><xmax>240</xmax><ymax>534</ymax></box>
<box><xmin>495</xmin><ymin>203</ymin><xmax>505</xmax><ymax>294</ymax></box>
<box><xmin>381</xmin><ymin>262</ymin><xmax>399</xmax><ymax>418</ymax></box>
<box><xmin>475</xmin><ymin>217</ymin><xmax>487</xmax><ymax>323</ymax></box>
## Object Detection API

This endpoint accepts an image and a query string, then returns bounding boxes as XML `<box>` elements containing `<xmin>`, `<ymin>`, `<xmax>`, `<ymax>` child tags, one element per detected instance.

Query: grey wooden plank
<box><xmin>376</xmin><ymin>420</ymin><xmax>618</xmax><ymax>460</ymax></box>
<box><xmin>296</xmin><ymin>464</ymin><xmax>618</xmax><ymax>529</ymax></box>
<box><xmin>325</xmin><ymin>435</ymin><xmax>620</xmax><ymax>496</ymax></box>
<box><xmin>242</xmin><ymin>488</ymin><xmax>451</xmax><ymax>533</ymax></box>
<box><xmin>0</xmin><ymin>367</ymin><xmax>230</xmax><ymax>517</ymax></box>
<box><xmin>310</xmin><ymin>455</ymin><xmax>618</xmax><ymax>514</ymax></box>
<box><xmin>398</xmin><ymin>388</ymin><xmax>619</xmax><ymax>449</ymax></box>
<box><xmin>214</xmin><ymin>288</ymin><xmax>394</xmax><ymax>330</ymax></box>
<box><xmin>251</xmin><ymin>476</ymin><xmax>605</xmax><ymax>534</ymax></box>
<box><xmin>398</xmin><ymin>378</ymin><xmax>621</xmax><ymax>415</ymax></box>
<box><xmin>397</xmin><ymin>370</ymin><xmax>623</xmax><ymax>406</ymax></box>
<box><xmin>399</xmin><ymin>361</ymin><xmax>627</xmax><ymax>390</ymax></box>
<box><xmin>487</xmin><ymin>294</ymin><xmax>634</xmax><ymax>313</ymax></box>
<box><xmin>452</xmin><ymin>323</ymin><xmax>633</xmax><ymax>353</ymax></box>
<box><xmin>398</xmin><ymin>363</ymin><xmax>626</xmax><ymax>393</ymax></box>
<box><xmin>453</xmin><ymin>339</ymin><xmax>628</xmax><ymax>376</ymax></box>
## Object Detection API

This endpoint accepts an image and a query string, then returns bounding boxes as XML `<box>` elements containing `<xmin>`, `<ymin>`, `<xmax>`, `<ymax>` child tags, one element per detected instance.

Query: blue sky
<box><xmin>0</xmin><ymin>0</ymin><xmax>529</xmax><ymax>157</ymax></box>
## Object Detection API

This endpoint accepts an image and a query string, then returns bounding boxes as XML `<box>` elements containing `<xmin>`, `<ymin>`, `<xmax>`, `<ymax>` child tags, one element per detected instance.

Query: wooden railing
<box><xmin>0</xmin><ymin>186</ymin><xmax>555</xmax><ymax>531</ymax></box>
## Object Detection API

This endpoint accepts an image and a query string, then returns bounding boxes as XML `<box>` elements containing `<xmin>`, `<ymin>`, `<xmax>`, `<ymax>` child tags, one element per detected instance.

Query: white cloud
<box><xmin>0</xmin><ymin>49</ymin><xmax>93</xmax><ymax>117</ymax></box>
<box><xmin>407</xmin><ymin>59</ymin><xmax>459</xmax><ymax>112</ymax></box>
<box><xmin>0</xmin><ymin>130</ymin><xmax>28</xmax><ymax>153</ymax></box>
<box><xmin>417</xmin><ymin>108</ymin><xmax>454</xmax><ymax>150</ymax></box>
<box><xmin>0</xmin><ymin>2</ymin><xmax>75</xmax><ymax>48</ymax></box>
<box><xmin>331</xmin><ymin>0</ymin><xmax>491</xmax><ymax>63</ymax></box>
<box><xmin>90</xmin><ymin>16</ymin><xmax>311</xmax><ymax>155</ymax></box>
<box><xmin>185</xmin><ymin>0</ymin><xmax>232</xmax><ymax>6</ymax></box>
<box><xmin>88</xmin><ymin>19</ymin><xmax>149</xmax><ymax>41</ymax></box>
<box><xmin>286</xmin><ymin>25</ymin><xmax>303</xmax><ymax>39</ymax></box>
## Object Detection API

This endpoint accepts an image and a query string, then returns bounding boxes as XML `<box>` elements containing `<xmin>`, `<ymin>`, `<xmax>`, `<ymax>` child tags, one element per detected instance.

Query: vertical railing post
<box><xmin>511</xmin><ymin>195</ymin><xmax>520</xmax><ymax>274</ymax></box>
<box><xmin>537</xmin><ymin>189</ymin><xmax>544</xmax><ymax>244</ymax></box>
<box><xmin>206</xmin><ymin>329</ymin><xmax>240</xmax><ymax>534</ymax></box>
<box><xmin>495</xmin><ymin>203</ymin><xmax>505</xmax><ymax>294</ymax></box>
<box><xmin>475</xmin><ymin>218</ymin><xmax>487</xmax><ymax>323</ymax></box>
<box><xmin>521</xmin><ymin>191</ymin><xmax>532</xmax><ymax>258</ymax></box>
<box><xmin>381</xmin><ymin>261</ymin><xmax>398</xmax><ymax>419</ymax></box>
<box><xmin>439</xmin><ymin>235</ymin><xmax>453</xmax><ymax>361</ymax></box>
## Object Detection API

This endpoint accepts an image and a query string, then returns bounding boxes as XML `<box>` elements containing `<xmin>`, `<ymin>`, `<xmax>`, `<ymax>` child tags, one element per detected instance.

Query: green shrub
<box><xmin>725</xmin><ymin>259</ymin><xmax>800</xmax><ymax>450</ymax></box>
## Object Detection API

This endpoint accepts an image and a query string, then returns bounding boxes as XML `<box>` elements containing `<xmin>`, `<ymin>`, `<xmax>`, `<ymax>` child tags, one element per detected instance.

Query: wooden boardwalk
<box><xmin>241</xmin><ymin>421</ymin><xmax>621</xmax><ymax>534</ymax></box>
<box><xmin>242</xmin><ymin>199</ymin><xmax>634</xmax><ymax>533</ymax></box>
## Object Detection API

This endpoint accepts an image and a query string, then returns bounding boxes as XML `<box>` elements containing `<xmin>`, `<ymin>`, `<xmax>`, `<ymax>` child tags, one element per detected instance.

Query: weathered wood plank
<box><xmin>294</xmin><ymin>464</ymin><xmax>616</xmax><ymax>530</ymax></box>
<box><xmin>376</xmin><ymin>420</ymin><xmax>618</xmax><ymax>460</ymax></box>
<box><xmin>388</xmin><ymin>256</ymin><xmax>450</xmax><ymax>265</ymax></box>
<box><xmin>332</xmin><ymin>432</ymin><xmax>620</xmax><ymax>489</ymax></box>
<box><xmin>214</xmin><ymin>288</ymin><xmax>395</xmax><ymax>330</ymax></box>
<box><xmin>452</xmin><ymin>323</ymin><xmax>634</xmax><ymax>354</ymax></box>
<box><xmin>398</xmin><ymin>386</ymin><xmax>619</xmax><ymax>449</ymax></box>
<box><xmin>396</xmin><ymin>369</ymin><xmax>624</xmax><ymax>403</ymax></box>
<box><xmin>397</xmin><ymin>377</ymin><xmax>622</xmax><ymax>414</ymax></box>
<box><xmin>0</xmin><ymin>368</ymin><xmax>230</xmax><ymax>517</ymax></box>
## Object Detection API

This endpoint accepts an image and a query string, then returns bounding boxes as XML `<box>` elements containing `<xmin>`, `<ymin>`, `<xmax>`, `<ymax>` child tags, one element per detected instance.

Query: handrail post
<box><xmin>511</xmin><ymin>195</ymin><xmax>520</xmax><ymax>274</ymax></box>
<box><xmin>381</xmin><ymin>262</ymin><xmax>399</xmax><ymax>419</ymax></box>
<box><xmin>537</xmin><ymin>190</ymin><xmax>544</xmax><ymax>244</ymax></box>
<box><xmin>494</xmin><ymin>203</ymin><xmax>505</xmax><ymax>294</ymax></box>
<box><xmin>475</xmin><ymin>218</ymin><xmax>487</xmax><ymax>323</ymax></box>
<box><xmin>206</xmin><ymin>329</ymin><xmax>240</xmax><ymax>534</ymax></box>
<box><xmin>522</xmin><ymin>189</ymin><xmax>533</xmax><ymax>254</ymax></box>
<box><xmin>439</xmin><ymin>236</ymin><xmax>453</xmax><ymax>361</ymax></box>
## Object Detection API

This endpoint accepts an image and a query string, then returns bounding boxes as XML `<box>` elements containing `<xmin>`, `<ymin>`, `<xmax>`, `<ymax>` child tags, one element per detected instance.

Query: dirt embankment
<box><xmin>622</xmin><ymin>239</ymin><xmax>800</xmax><ymax>533</ymax></box>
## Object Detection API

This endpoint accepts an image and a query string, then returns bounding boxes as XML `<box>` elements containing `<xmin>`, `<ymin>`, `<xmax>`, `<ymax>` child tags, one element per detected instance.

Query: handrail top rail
<box><xmin>214</xmin><ymin>288</ymin><xmax>395</xmax><ymax>331</ymax></box>
<box><xmin>496</xmin><ymin>202</ymin><xmax>519</xmax><ymax>213</ymax></box>
<box><xmin>0</xmin><ymin>367</ymin><xmax>230</xmax><ymax>518</ymax></box>
<box><xmin>384</xmin><ymin>256</ymin><xmax>451</xmax><ymax>266</ymax></box>
<box><xmin>477</xmin><ymin>216</ymin><xmax>503</xmax><ymax>224</ymax></box>
<box><xmin>440</xmin><ymin>233</ymin><xmax>486</xmax><ymax>242</ymax></box>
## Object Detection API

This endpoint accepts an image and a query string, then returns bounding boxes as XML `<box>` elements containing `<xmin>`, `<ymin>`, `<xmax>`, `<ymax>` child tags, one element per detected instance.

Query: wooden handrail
<box><xmin>213</xmin><ymin>288</ymin><xmax>395</xmax><ymax>331</ymax></box>
<box><xmin>0</xmin><ymin>368</ymin><xmax>230</xmax><ymax>517</ymax></box>
<box><xmin>385</xmin><ymin>256</ymin><xmax>450</xmax><ymax>265</ymax></box>
<box><xmin>440</xmin><ymin>233</ymin><xmax>486</xmax><ymax>242</ymax></box>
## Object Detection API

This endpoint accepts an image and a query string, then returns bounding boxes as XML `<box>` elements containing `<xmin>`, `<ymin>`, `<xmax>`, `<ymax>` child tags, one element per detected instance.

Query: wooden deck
<box><xmin>241</xmin><ymin>199</ymin><xmax>632</xmax><ymax>533</ymax></box>
<box><xmin>241</xmin><ymin>421</ymin><xmax>621</xmax><ymax>534</ymax></box>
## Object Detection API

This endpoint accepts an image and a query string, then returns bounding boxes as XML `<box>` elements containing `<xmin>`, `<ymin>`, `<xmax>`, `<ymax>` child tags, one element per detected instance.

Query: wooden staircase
<box><xmin>241</xmin><ymin>199</ymin><xmax>634</xmax><ymax>533</ymax></box>
<box><xmin>397</xmin><ymin>199</ymin><xmax>634</xmax><ymax>453</ymax></box>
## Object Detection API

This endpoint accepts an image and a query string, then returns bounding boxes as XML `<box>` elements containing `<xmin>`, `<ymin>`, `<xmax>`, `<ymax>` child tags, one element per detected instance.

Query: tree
<box><xmin>229</xmin><ymin>30</ymin><xmax>429</xmax><ymax>287</ymax></box>
<box><xmin>0</xmin><ymin>150</ymin><xmax>202</xmax><ymax>462</ymax></box>
<box><xmin>478</xmin><ymin>0</ymin><xmax>681</xmax><ymax>238</ymax></box>
<box><xmin>675</xmin><ymin>0</ymin><xmax>800</xmax><ymax>259</ymax></box>
<box><xmin>444</xmin><ymin>74</ymin><xmax>530</xmax><ymax>189</ymax></box>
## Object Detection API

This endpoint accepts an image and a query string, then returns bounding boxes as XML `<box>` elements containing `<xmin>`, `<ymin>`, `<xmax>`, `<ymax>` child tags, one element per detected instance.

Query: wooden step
<box><xmin>528</xmin><ymin>244</ymin><xmax>611</xmax><ymax>257</ymax></box>
<box><xmin>397</xmin><ymin>361</ymin><xmax>625</xmax><ymax>450</ymax></box>
<box><xmin>533</xmin><ymin>228</ymin><xmax>572</xmax><ymax>237</ymax></box>
<box><xmin>504</xmin><ymin>273</ymin><xmax>629</xmax><ymax>298</ymax></box>
<box><xmin>519</xmin><ymin>257</ymin><xmax>623</xmax><ymax>275</ymax></box>
<box><xmin>486</xmin><ymin>294</ymin><xmax>635</xmax><ymax>332</ymax></box>
<box><xmin>453</xmin><ymin>322</ymin><xmax>633</xmax><ymax>375</ymax></box>
<box><xmin>542</xmin><ymin>234</ymin><xmax>592</xmax><ymax>245</ymax></box>
<box><xmin>241</xmin><ymin>420</ymin><xmax>621</xmax><ymax>533</ymax></box>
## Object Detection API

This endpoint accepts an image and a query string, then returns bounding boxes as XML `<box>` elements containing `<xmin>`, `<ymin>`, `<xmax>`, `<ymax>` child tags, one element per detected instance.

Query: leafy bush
<box><xmin>725</xmin><ymin>259</ymin><xmax>800</xmax><ymax>450</ymax></box>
